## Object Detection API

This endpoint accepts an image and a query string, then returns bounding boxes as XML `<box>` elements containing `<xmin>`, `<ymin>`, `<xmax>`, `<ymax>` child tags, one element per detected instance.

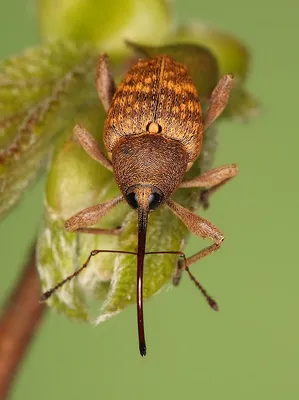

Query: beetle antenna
<box><xmin>185</xmin><ymin>265</ymin><xmax>219</xmax><ymax>311</ymax></box>
<box><xmin>137</xmin><ymin>203</ymin><xmax>149</xmax><ymax>357</ymax></box>
<box><xmin>40</xmin><ymin>249</ymin><xmax>138</xmax><ymax>302</ymax></box>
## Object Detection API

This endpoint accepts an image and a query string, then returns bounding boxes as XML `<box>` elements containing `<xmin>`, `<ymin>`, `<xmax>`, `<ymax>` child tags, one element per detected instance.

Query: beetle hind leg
<box><xmin>96</xmin><ymin>53</ymin><xmax>116</xmax><ymax>112</ymax></box>
<box><xmin>180</xmin><ymin>163</ymin><xmax>238</xmax><ymax>209</ymax></box>
<box><xmin>204</xmin><ymin>74</ymin><xmax>234</xmax><ymax>130</ymax></box>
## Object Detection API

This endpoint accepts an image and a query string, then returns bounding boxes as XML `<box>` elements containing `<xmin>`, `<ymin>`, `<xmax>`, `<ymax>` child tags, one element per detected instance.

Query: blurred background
<box><xmin>0</xmin><ymin>0</ymin><xmax>298</xmax><ymax>399</ymax></box>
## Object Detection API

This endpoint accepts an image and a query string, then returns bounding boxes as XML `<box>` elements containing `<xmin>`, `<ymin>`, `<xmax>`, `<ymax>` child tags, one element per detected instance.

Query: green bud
<box><xmin>37</xmin><ymin>0</ymin><xmax>172</xmax><ymax>56</ymax></box>
<box><xmin>172</xmin><ymin>24</ymin><xmax>259</xmax><ymax>120</ymax></box>
<box><xmin>173</xmin><ymin>23</ymin><xmax>250</xmax><ymax>80</ymax></box>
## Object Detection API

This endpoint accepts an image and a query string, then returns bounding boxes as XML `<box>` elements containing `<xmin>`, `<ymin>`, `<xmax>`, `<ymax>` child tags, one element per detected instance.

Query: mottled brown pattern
<box><xmin>104</xmin><ymin>56</ymin><xmax>203</xmax><ymax>163</ymax></box>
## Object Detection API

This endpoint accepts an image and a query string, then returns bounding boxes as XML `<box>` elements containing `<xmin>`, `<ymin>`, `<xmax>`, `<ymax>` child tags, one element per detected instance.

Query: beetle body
<box><xmin>104</xmin><ymin>56</ymin><xmax>204</xmax><ymax>207</ymax></box>
<box><xmin>42</xmin><ymin>52</ymin><xmax>236</xmax><ymax>357</ymax></box>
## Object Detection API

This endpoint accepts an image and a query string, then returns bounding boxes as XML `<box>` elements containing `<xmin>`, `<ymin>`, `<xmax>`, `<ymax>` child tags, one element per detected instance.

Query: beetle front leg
<box><xmin>64</xmin><ymin>195</ymin><xmax>124</xmax><ymax>232</ymax></box>
<box><xmin>172</xmin><ymin>242</ymin><xmax>221</xmax><ymax>287</ymax></box>
<box><xmin>166</xmin><ymin>199</ymin><xmax>224</xmax><ymax>288</ymax></box>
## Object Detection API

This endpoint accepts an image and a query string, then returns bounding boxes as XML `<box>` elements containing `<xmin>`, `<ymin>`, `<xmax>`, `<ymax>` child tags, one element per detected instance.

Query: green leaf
<box><xmin>173</xmin><ymin>23</ymin><xmax>250</xmax><ymax>80</ymax></box>
<box><xmin>0</xmin><ymin>41</ymin><xmax>98</xmax><ymax>219</ymax></box>
<box><xmin>223</xmin><ymin>79</ymin><xmax>260</xmax><ymax>120</ymax></box>
<box><xmin>37</xmin><ymin>213</ymin><xmax>89</xmax><ymax>321</ymax></box>
<box><xmin>37</xmin><ymin>0</ymin><xmax>172</xmax><ymax>57</ymax></box>
<box><xmin>171</xmin><ymin>23</ymin><xmax>259</xmax><ymax>120</ymax></box>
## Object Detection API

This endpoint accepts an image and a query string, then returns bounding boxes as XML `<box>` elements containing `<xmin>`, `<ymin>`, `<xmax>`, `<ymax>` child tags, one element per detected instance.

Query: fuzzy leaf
<box><xmin>0</xmin><ymin>41</ymin><xmax>98</xmax><ymax>219</ymax></box>
<box><xmin>37</xmin><ymin>212</ymin><xmax>89</xmax><ymax>321</ymax></box>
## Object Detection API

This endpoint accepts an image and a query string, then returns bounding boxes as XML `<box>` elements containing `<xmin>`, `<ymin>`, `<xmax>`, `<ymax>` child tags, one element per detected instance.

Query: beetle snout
<box><xmin>112</xmin><ymin>134</ymin><xmax>189</xmax><ymax>202</ymax></box>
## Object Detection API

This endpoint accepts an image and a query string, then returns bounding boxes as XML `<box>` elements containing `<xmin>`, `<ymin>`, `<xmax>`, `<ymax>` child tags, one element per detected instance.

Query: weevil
<box><xmin>41</xmin><ymin>54</ymin><xmax>238</xmax><ymax>356</ymax></box>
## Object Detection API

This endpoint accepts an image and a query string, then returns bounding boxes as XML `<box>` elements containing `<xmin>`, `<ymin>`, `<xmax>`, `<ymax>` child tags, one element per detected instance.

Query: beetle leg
<box><xmin>171</xmin><ymin>240</ymin><xmax>222</xmax><ymax>288</ymax></box>
<box><xmin>179</xmin><ymin>163</ymin><xmax>238</xmax><ymax>209</ymax></box>
<box><xmin>166</xmin><ymin>199</ymin><xmax>224</xmax><ymax>245</ymax></box>
<box><xmin>144</xmin><ymin>250</ymin><xmax>218</xmax><ymax>310</ymax></box>
<box><xmin>96</xmin><ymin>53</ymin><xmax>116</xmax><ymax>112</ymax></box>
<box><xmin>73</xmin><ymin>124</ymin><xmax>113</xmax><ymax>171</ymax></box>
<box><xmin>180</xmin><ymin>164</ymin><xmax>238</xmax><ymax>189</ymax></box>
<box><xmin>204</xmin><ymin>74</ymin><xmax>234</xmax><ymax>130</ymax></box>
<box><xmin>64</xmin><ymin>195</ymin><xmax>124</xmax><ymax>232</ymax></box>
<box><xmin>166</xmin><ymin>199</ymin><xmax>224</xmax><ymax>289</ymax></box>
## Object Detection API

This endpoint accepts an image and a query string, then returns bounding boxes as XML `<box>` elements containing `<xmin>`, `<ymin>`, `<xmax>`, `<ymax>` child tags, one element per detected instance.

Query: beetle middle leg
<box><xmin>73</xmin><ymin>124</ymin><xmax>113</xmax><ymax>171</ymax></box>
<box><xmin>180</xmin><ymin>163</ymin><xmax>239</xmax><ymax>209</ymax></box>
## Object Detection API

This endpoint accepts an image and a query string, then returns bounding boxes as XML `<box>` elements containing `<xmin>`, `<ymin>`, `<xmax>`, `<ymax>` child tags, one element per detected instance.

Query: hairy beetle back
<box><xmin>104</xmin><ymin>56</ymin><xmax>203</xmax><ymax>162</ymax></box>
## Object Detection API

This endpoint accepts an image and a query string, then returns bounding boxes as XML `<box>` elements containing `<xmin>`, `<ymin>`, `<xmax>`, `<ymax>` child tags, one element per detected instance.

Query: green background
<box><xmin>0</xmin><ymin>1</ymin><xmax>298</xmax><ymax>399</ymax></box>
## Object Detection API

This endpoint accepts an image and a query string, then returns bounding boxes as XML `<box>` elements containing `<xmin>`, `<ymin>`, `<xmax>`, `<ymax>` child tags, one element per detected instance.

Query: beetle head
<box><xmin>112</xmin><ymin>134</ymin><xmax>189</xmax><ymax>208</ymax></box>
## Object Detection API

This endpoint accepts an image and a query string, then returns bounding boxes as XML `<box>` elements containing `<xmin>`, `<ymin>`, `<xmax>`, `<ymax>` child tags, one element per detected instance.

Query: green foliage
<box><xmin>173</xmin><ymin>23</ymin><xmax>259</xmax><ymax>119</ymax></box>
<box><xmin>174</xmin><ymin>23</ymin><xmax>250</xmax><ymax>79</ymax></box>
<box><xmin>37</xmin><ymin>0</ymin><xmax>172</xmax><ymax>57</ymax></box>
<box><xmin>0</xmin><ymin>41</ymin><xmax>98</xmax><ymax>218</ymax></box>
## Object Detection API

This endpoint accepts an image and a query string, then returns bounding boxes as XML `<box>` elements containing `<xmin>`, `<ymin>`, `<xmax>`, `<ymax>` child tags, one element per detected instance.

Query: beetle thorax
<box><xmin>112</xmin><ymin>135</ymin><xmax>189</xmax><ymax>202</ymax></box>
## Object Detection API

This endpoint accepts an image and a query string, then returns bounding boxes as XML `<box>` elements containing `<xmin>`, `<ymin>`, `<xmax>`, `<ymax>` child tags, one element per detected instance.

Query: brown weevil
<box><xmin>41</xmin><ymin>54</ymin><xmax>238</xmax><ymax>356</ymax></box>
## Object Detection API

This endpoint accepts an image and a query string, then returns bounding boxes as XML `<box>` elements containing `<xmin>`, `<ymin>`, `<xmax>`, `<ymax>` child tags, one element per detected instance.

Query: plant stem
<box><xmin>0</xmin><ymin>245</ymin><xmax>46</xmax><ymax>399</ymax></box>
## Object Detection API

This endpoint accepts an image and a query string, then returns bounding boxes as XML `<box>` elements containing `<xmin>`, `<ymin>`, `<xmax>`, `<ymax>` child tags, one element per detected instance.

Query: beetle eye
<box><xmin>148</xmin><ymin>192</ymin><xmax>162</xmax><ymax>211</ymax></box>
<box><xmin>126</xmin><ymin>192</ymin><xmax>138</xmax><ymax>209</ymax></box>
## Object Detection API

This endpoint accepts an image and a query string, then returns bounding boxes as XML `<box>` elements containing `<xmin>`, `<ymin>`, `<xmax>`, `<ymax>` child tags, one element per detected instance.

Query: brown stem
<box><xmin>0</xmin><ymin>245</ymin><xmax>45</xmax><ymax>399</ymax></box>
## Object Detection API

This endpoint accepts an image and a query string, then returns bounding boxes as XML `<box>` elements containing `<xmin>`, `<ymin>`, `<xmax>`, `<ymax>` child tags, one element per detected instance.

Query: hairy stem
<box><xmin>0</xmin><ymin>245</ymin><xmax>45</xmax><ymax>399</ymax></box>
